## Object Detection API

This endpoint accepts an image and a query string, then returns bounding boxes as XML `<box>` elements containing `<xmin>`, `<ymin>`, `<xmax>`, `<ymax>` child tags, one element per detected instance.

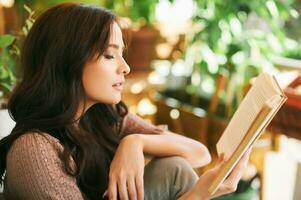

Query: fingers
<box><xmin>212</xmin><ymin>148</ymin><xmax>252</xmax><ymax>198</ymax></box>
<box><xmin>122</xmin><ymin>174</ymin><xmax>144</xmax><ymax>200</ymax></box>
<box><xmin>118</xmin><ymin>175</ymin><xmax>128</xmax><ymax>200</ymax></box>
<box><xmin>135</xmin><ymin>175</ymin><xmax>144</xmax><ymax>200</ymax></box>
<box><xmin>102</xmin><ymin>190</ymin><xmax>108</xmax><ymax>199</ymax></box>
<box><xmin>236</xmin><ymin>148</ymin><xmax>251</xmax><ymax>171</ymax></box>
<box><xmin>108</xmin><ymin>174</ymin><xmax>144</xmax><ymax>200</ymax></box>
<box><xmin>107</xmin><ymin>176</ymin><xmax>117</xmax><ymax>200</ymax></box>
<box><xmin>222</xmin><ymin>148</ymin><xmax>251</xmax><ymax>189</ymax></box>
<box><xmin>127</xmin><ymin>178</ymin><xmax>137</xmax><ymax>200</ymax></box>
<box><xmin>217</xmin><ymin>153</ymin><xmax>225</xmax><ymax>163</ymax></box>
<box><xmin>211</xmin><ymin>153</ymin><xmax>226</xmax><ymax>172</ymax></box>
<box><xmin>241</xmin><ymin>148</ymin><xmax>252</xmax><ymax>162</ymax></box>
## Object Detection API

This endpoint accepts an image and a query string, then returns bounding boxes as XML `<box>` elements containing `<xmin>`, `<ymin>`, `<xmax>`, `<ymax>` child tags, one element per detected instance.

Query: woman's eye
<box><xmin>104</xmin><ymin>54</ymin><xmax>115</xmax><ymax>59</ymax></box>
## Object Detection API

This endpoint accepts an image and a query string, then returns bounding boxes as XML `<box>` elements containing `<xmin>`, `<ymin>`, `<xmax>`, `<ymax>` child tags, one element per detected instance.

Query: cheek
<box><xmin>82</xmin><ymin>65</ymin><xmax>107</xmax><ymax>96</ymax></box>
<box><xmin>82</xmin><ymin>61</ymin><xmax>119</xmax><ymax>104</ymax></box>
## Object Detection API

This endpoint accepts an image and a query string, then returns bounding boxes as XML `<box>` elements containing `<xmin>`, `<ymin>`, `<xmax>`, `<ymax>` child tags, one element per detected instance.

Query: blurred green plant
<box><xmin>15</xmin><ymin>0</ymin><xmax>101</xmax><ymax>12</ymax></box>
<box><xmin>283</xmin><ymin>46</ymin><xmax>301</xmax><ymax>59</ymax></box>
<box><xmin>183</xmin><ymin>0</ymin><xmax>299</xmax><ymax>117</ymax></box>
<box><xmin>100</xmin><ymin>0</ymin><xmax>175</xmax><ymax>27</ymax></box>
<box><xmin>100</xmin><ymin>0</ymin><xmax>158</xmax><ymax>26</ymax></box>
<box><xmin>0</xmin><ymin>5</ymin><xmax>34</xmax><ymax>100</ymax></box>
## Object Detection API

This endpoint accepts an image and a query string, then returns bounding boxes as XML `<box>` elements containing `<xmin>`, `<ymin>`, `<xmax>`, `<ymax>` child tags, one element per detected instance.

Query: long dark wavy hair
<box><xmin>0</xmin><ymin>3</ymin><xmax>128</xmax><ymax>199</ymax></box>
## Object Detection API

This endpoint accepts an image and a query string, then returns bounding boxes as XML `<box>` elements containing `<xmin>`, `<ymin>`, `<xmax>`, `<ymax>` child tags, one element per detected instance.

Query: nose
<box><xmin>119</xmin><ymin>57</ymin><xmax>130</xmax><ymax>75</ymax></box>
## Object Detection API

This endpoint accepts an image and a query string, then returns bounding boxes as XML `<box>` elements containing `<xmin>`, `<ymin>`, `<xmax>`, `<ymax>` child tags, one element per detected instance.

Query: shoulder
<box><xmin>13</xmin><ymin>131</ymin><xmax>61</xmax><ymax>144</ymax></box>
<box><xmin>4</xmin><ymin>132</ymin><xmax>82</xmax><ymax>199</ymax></box>
<box><xmin>6</xmin><ymin>132</ymin><xmax>65</xmax><ymax>171</ymax></box>
<box><xmin>9</xmin><ymin>132</ymin><xmax>63</xmax><ymax>157</ymax></box>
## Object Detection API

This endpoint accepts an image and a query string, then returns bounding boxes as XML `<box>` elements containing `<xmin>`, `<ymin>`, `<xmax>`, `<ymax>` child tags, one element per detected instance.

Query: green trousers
<box><xmin>144</xmin><ymin>156</ymin><xmax>199</xmax><ymax>200</ymax></box>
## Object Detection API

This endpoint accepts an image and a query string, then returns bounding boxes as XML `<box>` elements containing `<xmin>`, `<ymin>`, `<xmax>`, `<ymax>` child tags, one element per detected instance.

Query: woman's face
<box><xmin>82</xmin><ymin>22</ymin><xmax>130</xmax><ymax>106</ymax></box>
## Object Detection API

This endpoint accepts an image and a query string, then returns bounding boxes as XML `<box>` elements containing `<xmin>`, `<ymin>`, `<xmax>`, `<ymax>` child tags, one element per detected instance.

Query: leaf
<box><xmin>0</xmin><ymin>67</ymin><xmax>9</xmax><ymax>79</ymax></box>
<box><xmin>0</xmin><ymin>82</ymin><xmax>12</xmax><ymax>92</ymax></box>
<box><xmin>25</xmin><ymin>19</ymin><xmax>33</xmax><ymax>30</ymax></box>
<box><xmin>0</xmin><ymin>35</ymin><xmax>15</xmax><ymax>48</ymax></box>
<box><xmin>22</xmin><ymin>27</ymin><xmax>28</xmax><ymax>35</ymax></box>
<box><xmin>24</xmin><ymin>4</ymin><xmax>33</xmax><ymax>14</ymax></box>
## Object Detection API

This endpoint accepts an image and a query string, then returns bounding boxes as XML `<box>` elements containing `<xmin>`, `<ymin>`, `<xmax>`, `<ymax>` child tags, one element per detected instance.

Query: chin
<box><xmin>88</xmin><ymin>95</ymin><xmax>121</xmax><ymax>105</ymax></box>
<box><xmin>107</xmin><ymin>96</ymin><xmax>122</xmax><ymax>105</ymax></box>
<box><xmin>111</xmin><ymin>99</ymin><xmax>121</xmax><ymax>105</ymax></box>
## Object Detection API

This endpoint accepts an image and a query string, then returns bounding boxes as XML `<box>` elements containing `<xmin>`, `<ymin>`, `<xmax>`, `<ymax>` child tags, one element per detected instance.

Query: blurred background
<box><xmin>1</xmin><ymin>0</ymin><xmax>301</xmax><ymax>199</ymax></box>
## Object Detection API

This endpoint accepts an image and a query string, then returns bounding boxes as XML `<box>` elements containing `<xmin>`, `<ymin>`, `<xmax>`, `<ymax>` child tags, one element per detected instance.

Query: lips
<box><xmin>112</xmin><ymin>81</ymin><xmax>124</xmax><ymax>91</ymax></box>
<box><xmin>112</xmin><ymin>82</ymin><xmax>122</xmax><ymax>86</ymax></box>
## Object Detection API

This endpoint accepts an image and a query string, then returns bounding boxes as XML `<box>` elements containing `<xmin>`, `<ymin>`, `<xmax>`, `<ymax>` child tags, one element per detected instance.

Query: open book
<box><xmin>208</xmin><ymin>73</ymin><xmax>287</xmax><ymax>195</ymax></box>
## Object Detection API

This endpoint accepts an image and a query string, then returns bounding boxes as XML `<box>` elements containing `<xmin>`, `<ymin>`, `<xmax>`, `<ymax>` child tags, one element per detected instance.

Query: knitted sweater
<box><xmin>3</xmin><ymin>113</ymin><xmax>160</xmax><ymax>200</ymax></box>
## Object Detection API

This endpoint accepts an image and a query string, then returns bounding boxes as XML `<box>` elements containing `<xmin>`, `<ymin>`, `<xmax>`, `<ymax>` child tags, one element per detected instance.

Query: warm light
<box><xmin>156</xmin><ymin>43</ymin><xmax>173</xmax><ymax>59</ymax></box>
<box><xmin>191</xmin><ymin>72</ymin><xmax>201</xmax><ymax>86</ymax></box>
<box><xmin>169</xmin><ymin>109</ymin><xmax>180</xmax><ymax>119</ymax></box>
<box><xmin>129</xmin><ymin>105</ymin><xmax>137</xmax><ymax>114</ymax></box>
<box><xmin>117</xmin><ymin>17</ymin><xmax>132</xmax><ymax>29</ymax></box>
<box><xmin>156</xmin><ymin>0</ymin><xmax>194</xmax><ymax>27</ymax></box>
<box><xmin>137</xmin><ymin>98</ymin><xmax>157</xmax><ymax>116</ymax></box>
<box><xmin>0</xmin><ymin>0</ymin><xmax>14</xmax><ymax>7</ymax></box>
<box><xmin>130</xmin><ymin>82</ymin><xmax>146</xmax><ymax>94</ymax></box>
<box><xmin>200</xmin><ymin>45</ymin><xmax>218</xmax><ymax>74</ymax></box>
<box><xmin>152</xmin><ymin>60</ymin><xmax>171</xmax><ymax>76</ymax></box>
<box><xmin>147</xmin><ymin>71</ymin><xmax>166</xmax><ymax>85</ymax></box>
<box><xmin>171</xmin><ymin>59</ymin><xmax>186</xmax><ymax>76</ymax></box>
<box><xmin>201</xmin><ymin>77</ymin><xmax>215</xmax><ymax>94</ymax></box>
<box><xmin>155</xmin><ymin>0</ymin><xmax>194</xmax><ymax>36</ymax></box>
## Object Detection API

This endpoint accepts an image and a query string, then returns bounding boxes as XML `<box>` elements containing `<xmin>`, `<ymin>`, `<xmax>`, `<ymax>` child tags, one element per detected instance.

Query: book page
<box><xmin>216</xmin><ymin>73</ymin><xmax>282</xmax><ymax>160</ymax></box>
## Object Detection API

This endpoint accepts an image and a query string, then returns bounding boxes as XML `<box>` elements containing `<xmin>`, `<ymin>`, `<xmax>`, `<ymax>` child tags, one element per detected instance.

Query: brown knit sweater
<box><xmin>3</xmin><ymin>113</ymin><xmax>160</xmax><ymax>200</ymax></box>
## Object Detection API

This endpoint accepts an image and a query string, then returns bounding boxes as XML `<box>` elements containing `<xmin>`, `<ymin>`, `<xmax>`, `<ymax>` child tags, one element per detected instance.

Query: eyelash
<box><xmin>104</xmin><ymin>54</ymin><xmax>115</xmax><ymax>59</ymax></box>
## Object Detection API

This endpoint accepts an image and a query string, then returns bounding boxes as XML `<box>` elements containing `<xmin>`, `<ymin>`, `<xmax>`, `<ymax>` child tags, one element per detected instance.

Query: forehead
<box><xmin>109</xmin><ymin>22</ymin><xmax>124</xmax><ymax>46</ymax></box>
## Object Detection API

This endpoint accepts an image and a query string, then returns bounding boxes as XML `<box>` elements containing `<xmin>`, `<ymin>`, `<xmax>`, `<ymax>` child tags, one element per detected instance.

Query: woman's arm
<box><xmin>106</xmin><ymin>113</ymin><xmax>211</xmax><ymax>200</ymax></box>
<box><xmin>121</xmin><ymin>113</ymin><xmax>211</xmax><ymax>168</ymax></box>
<box><xmin>106</xmin><ymin>132</ymin><xmax>211</xmax><ymax>200</ymax></box>
<box><xmin>133</xmin><ymin>132</ymin><xmax>211</xmax><ymax>168</ymax></box>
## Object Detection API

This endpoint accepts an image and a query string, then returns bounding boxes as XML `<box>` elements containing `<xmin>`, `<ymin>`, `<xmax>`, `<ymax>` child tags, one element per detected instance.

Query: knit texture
<box><xmin>3</xmin><ymin>112</ymin><xmax>160</xmax><ymax>200</ymax></box>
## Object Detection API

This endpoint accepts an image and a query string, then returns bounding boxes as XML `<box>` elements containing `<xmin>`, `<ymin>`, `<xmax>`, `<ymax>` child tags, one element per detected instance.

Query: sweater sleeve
<box><xmin>4</xmin><ymin>133</ymin><xmax>85</xmax><ymax>200</ymax></box>
<box><xmin>120</xmin><ymin>112</ymin><xmax>165</xmax><ymax>138</ymax></box>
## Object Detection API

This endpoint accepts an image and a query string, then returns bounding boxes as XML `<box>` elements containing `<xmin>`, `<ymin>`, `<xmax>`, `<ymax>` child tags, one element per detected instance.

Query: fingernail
<box><xmin>220</xmin><ymin>153</ymin><xmax>225</xmax><ymax>161</ymax></box>
<box><xmin>102</xmin><ymin>190</ymin><xmax>108</xmax><ymax>198</ymax></box>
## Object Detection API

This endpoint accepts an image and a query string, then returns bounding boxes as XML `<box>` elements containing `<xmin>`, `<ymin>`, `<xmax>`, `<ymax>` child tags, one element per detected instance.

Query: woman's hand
<box><xmin>106</xmin><ymin>134</ymin><xmax>144</xmax><ymax>200</ymax></box>
<box><xmin>179</xmin><ymin>148</ymin><xmax>252</xmax><ymax>200</ymax></box>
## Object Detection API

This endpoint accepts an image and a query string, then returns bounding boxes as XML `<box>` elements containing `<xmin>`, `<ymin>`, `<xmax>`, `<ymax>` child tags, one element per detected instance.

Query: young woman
<box><xmin>0</xmin><ymin>3</ymin><xmax>250</xmax><ymax>200</ymax></box>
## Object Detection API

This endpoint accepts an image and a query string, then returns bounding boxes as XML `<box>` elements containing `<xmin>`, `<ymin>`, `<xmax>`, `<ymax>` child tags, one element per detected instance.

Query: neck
<box><xmin>74</xmin><ymin>100</ymin><xmax>95</xmax><ymax>126</ymax></box>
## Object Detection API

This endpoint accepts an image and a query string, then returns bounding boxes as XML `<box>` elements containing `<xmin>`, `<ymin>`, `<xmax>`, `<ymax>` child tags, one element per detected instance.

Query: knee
<box><xmin>157</xmin><ymin>156</ymin><xmax>192</xmax><ymax>171</ymax></box>
<box><xmin>155</xmin><ymin>157</ymin><xmax>198</xmax><ymax>195</ymax></box>
<box><xmin>151</xmin><ymin>156</ymin><xmax>198</xmax><ymax>181</ymax></box>
<box><xmin>144</xmin><ymin>156</ymin><xmax>198</xmax><ymax>199</ymax></box>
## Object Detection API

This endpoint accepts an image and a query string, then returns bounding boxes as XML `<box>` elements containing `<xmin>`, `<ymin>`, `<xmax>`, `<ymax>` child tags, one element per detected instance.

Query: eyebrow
<box><xmin>107</xmin><ymin>44</ymin><xmax>125</xmax><ymax>51</ymax></box>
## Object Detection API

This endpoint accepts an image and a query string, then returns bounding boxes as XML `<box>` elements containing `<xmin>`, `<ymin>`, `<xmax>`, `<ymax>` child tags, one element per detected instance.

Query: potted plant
<box><xmin>100</xmin><ymin>0</ymin><xmax>176</xmax><ymax>71</ymax></box>
<box><xmin>161</xmin><ymin>0</ymin><xmax>299</xmax><ymax>119</ymax></box>
<box><xmin>190</xmin><ymin>0</ymin><xmax>298</xmax><ymax>114</ymax></box>
<box><xmin>0</xmin><ymin>5</ymin><xmax>34</xmax><ymax>138</ymax></box>
<box><xmin>154</xmin><ymin>0</ymin><xmax>300</xmax><ymax>159</ymax></box>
